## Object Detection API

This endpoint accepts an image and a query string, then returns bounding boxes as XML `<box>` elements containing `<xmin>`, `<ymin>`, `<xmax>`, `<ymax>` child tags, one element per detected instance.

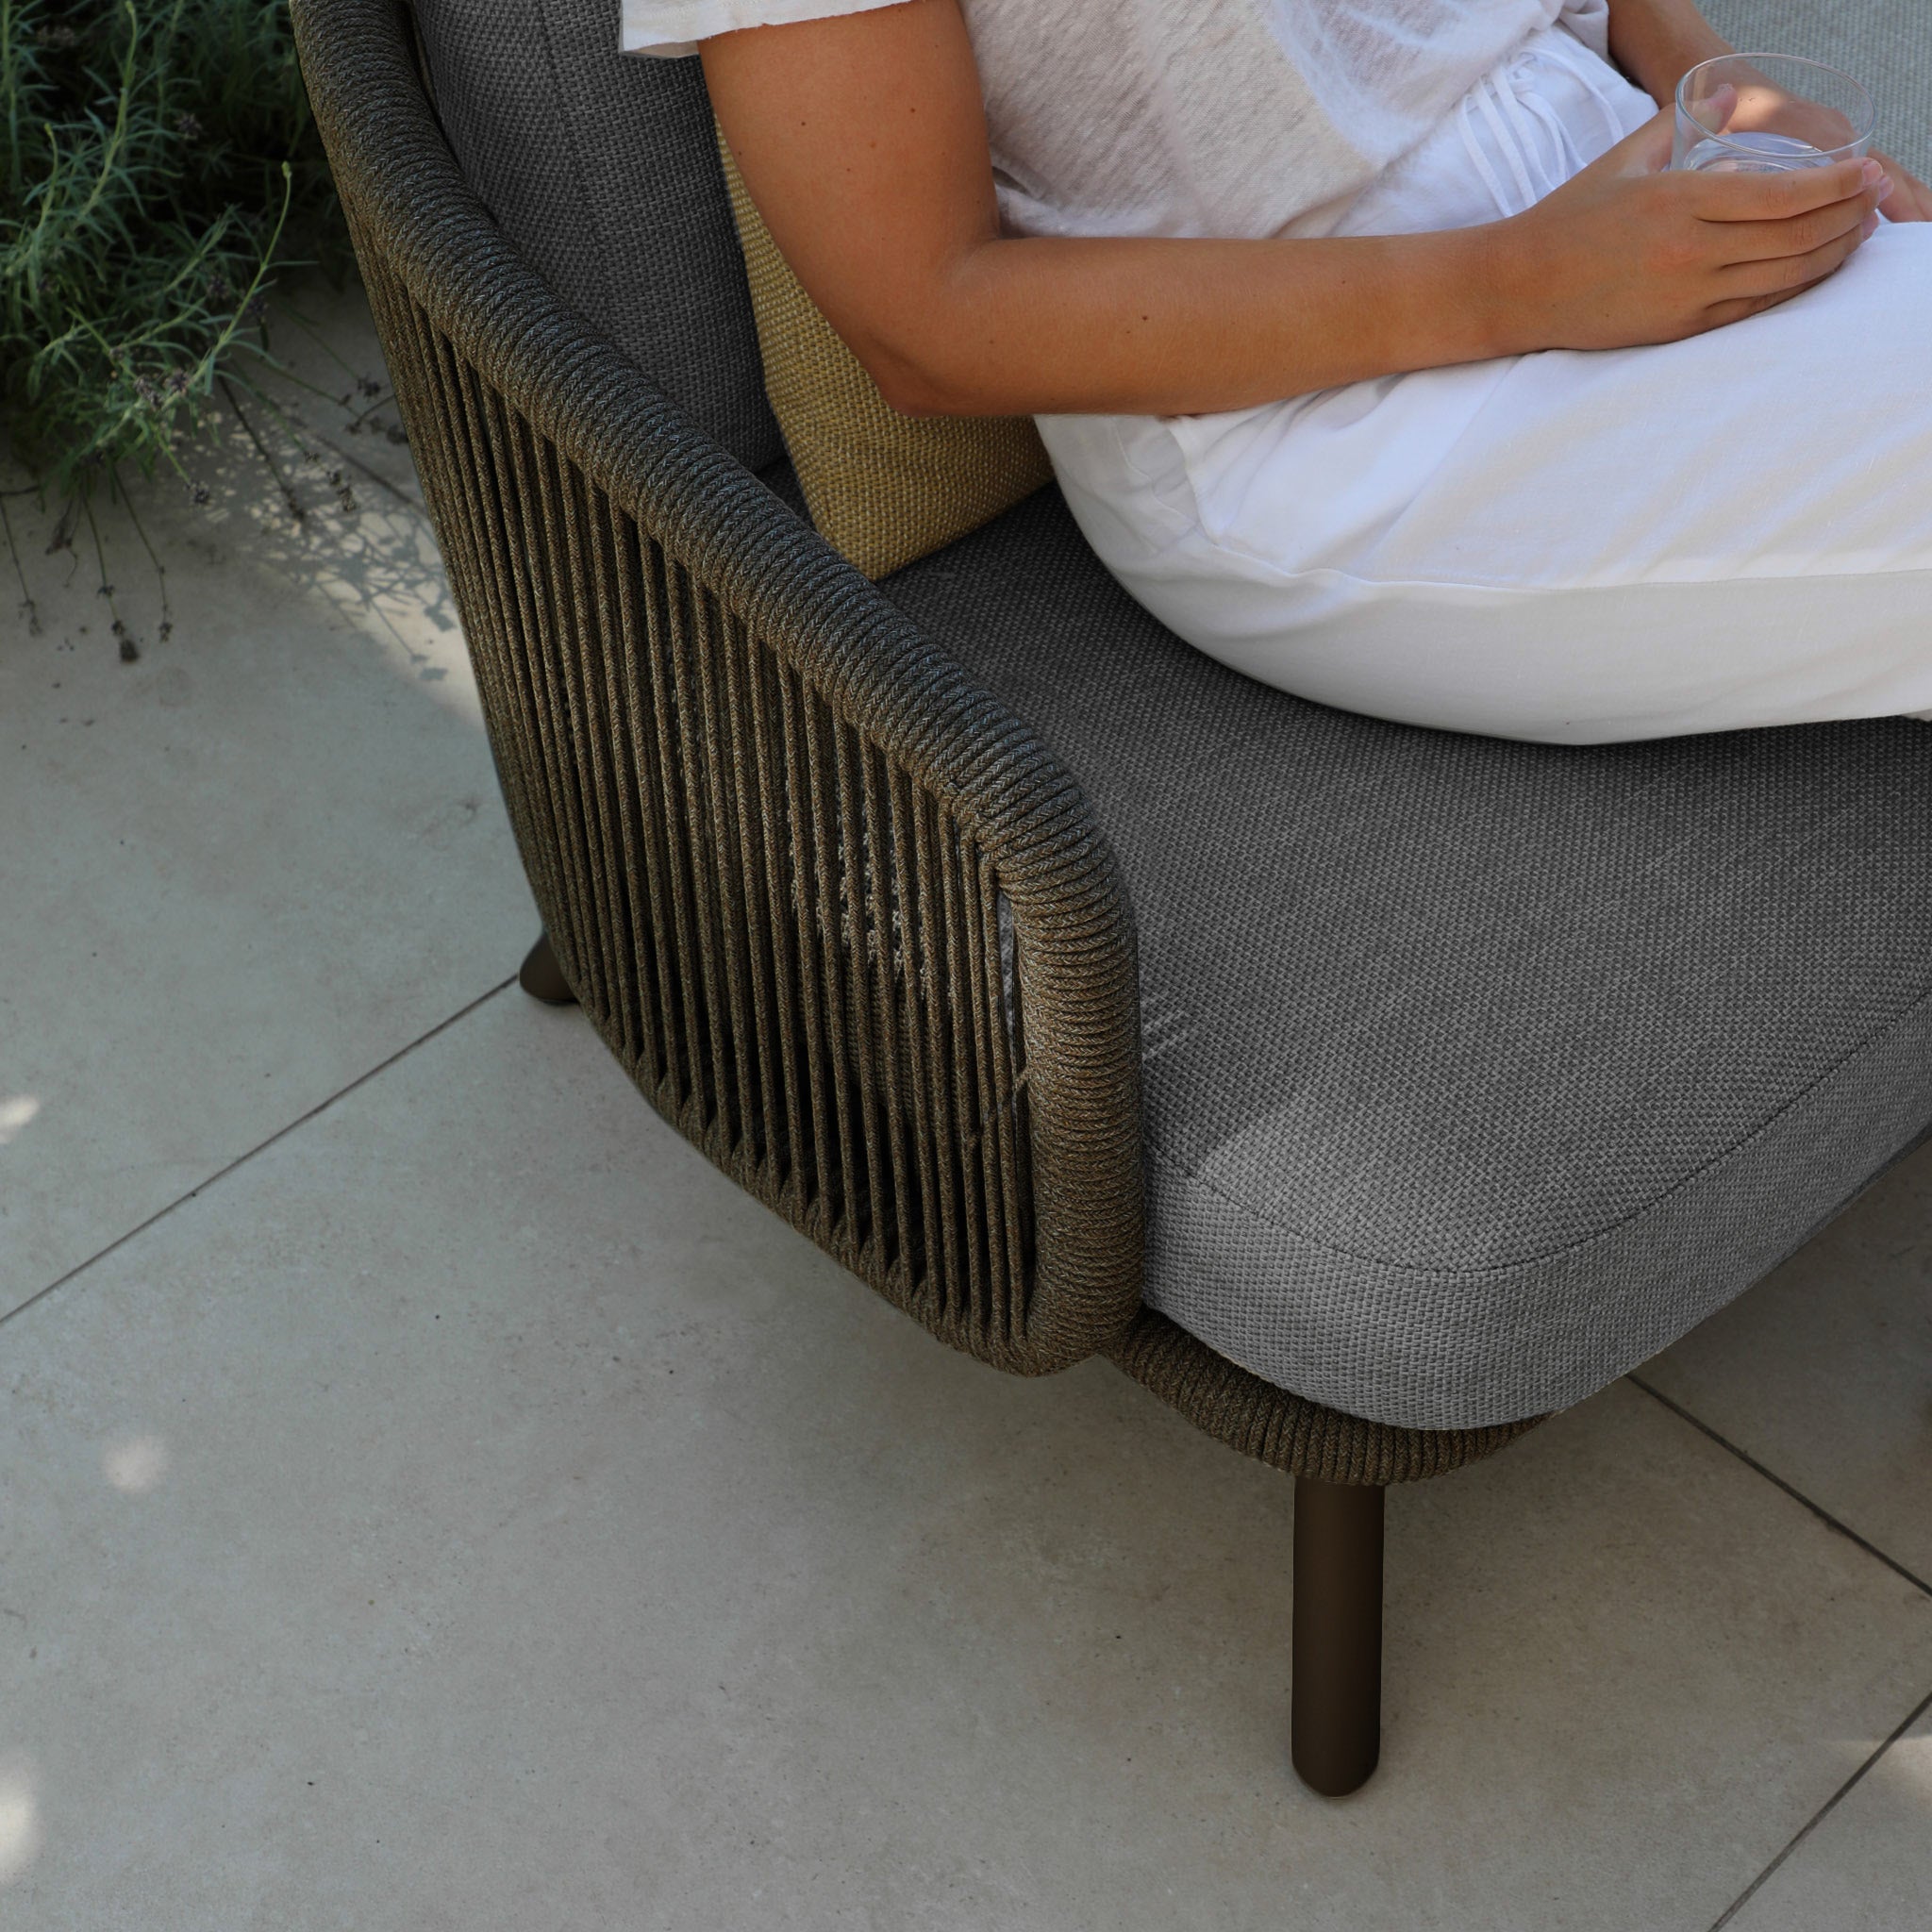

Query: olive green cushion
<box><xmin>714</xmin><ymin>125</ymin><xmax>1053</xmax><ymax>580</ymax></box>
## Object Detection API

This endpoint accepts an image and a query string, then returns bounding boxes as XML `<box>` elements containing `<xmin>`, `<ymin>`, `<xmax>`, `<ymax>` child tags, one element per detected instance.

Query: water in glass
<box><xmin>1681</xmin><ymin>130</ymin><xmax>1833</xmax><ymax>173</ymax></box>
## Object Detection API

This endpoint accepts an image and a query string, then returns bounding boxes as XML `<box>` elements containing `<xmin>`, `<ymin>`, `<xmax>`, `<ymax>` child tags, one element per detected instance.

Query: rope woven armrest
<box><xmin>291</xmin><ymin>0</ymin><xmax>1143</xmax><ymax>1374</ymax></box>
<box><xmin>292</xmin><ymin>0</ymin><xmax>1542</xmax><ymax>1484</ymax></box>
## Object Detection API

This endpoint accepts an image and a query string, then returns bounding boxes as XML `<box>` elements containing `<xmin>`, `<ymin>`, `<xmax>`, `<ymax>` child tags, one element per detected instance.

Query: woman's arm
<box><xmin>1607</xmin><ymin>0</ymin><xmax>1731</xmax><ymax>108</ymax></box>
<box><xmin>702</xmin><ymin>0</ymin><xmax>1891</xmax><ymax>418</ymax></box>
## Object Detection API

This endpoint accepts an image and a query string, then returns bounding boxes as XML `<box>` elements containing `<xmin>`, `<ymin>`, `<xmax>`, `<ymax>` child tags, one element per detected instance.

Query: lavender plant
<box><xmin>2</xmin><ymin>0</ymin><xmax>355</xmax><ymax>643</ymax></box>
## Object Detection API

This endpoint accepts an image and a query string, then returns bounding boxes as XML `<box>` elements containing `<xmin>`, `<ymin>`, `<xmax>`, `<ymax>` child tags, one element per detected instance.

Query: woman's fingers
<box><xmin>1702</xmin><ymin>272</ymin><xmax>1835</xmax><ymax>329</ymax></box>
<box><xmin>1690</xmin><ymin>152</ymin><xmax>1883</xmax><ymax>222</ymax></box>
<box><xmin>1870</xmin><ymin>153</ymin><xmax>1932</xmax><ymax>221</ymax></box>
<box><xmin>1710</xmin><ymin>184</ymin><xmax>1881</xmax><ymax>262</ymax></box>
<box><xmin>1712</xmin><ymin>215</ymin><xmax>1866</xmax><ymax>298</ymax></box>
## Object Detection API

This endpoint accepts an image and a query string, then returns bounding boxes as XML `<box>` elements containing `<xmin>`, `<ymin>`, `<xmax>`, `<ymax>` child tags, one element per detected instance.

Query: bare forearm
<box><xmin>1607</xmin><ymin>0</ymin><xmax>1731</xmax><ymax>107</ymax></box>
<box><xmin>878</xmin><ymin>0</ymin><xmax>1730</xmax><ymax>416</ymax></box>
<box><xmin>867</xmin><ymin>225</ymin><xmax>1514</xmax><ymax>417</ymax></box>
<box><xmin>706</xmin><ymin>0</ymin><xmax>1887</xmax><ymax>426</ymax></box>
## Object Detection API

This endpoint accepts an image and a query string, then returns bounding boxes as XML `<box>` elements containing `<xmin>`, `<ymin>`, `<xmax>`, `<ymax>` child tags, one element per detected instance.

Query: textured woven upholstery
<box><xmin>407</xmin><ymin>0</ymin><xmax>780</xmax><ymax>471</ymax></box>
<box><xmin>391</xmin><ymin>0</ymin><xmax>1932</xmax><ymax>1440</ymax></box>
<box><xmin>714</xmin><ymin>128</ymin><xmax>1053</xmax><ymax>578</ymax></box>
<box><xmin>885</xmin><ymin>490</ymin><xmax>1932</xmax><ymax>1432</ymax></box>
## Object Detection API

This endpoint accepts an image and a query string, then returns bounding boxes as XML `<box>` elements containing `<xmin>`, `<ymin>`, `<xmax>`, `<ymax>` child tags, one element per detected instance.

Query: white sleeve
<box><xmin>620</xmin><ymin>0</ymin><xmax>916</xmax><ymax>59</ymax></box>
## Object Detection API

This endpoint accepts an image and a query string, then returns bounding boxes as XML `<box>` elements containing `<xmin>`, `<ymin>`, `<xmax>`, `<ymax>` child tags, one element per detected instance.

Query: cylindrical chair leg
<box><xmin>518</xmin><ymin>932</ymin><xmax>577</xmax><ymax>1006</ymax></box>
<box><xmin>1291</xmin><ymin>1475</ymin><xmax>1385</xmax><ymax>1797</ymax></box>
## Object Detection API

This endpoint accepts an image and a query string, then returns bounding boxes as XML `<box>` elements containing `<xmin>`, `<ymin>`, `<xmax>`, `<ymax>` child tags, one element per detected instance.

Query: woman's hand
<box><xmin>1489</xmin><ymin>104</ymin><xmax>1892</xmax><ymax>352</ymax></box>
<box><xmin>1870</xmin><ymin>150</ymin><xmax>1932</xmax><ymax>221</ymax></box>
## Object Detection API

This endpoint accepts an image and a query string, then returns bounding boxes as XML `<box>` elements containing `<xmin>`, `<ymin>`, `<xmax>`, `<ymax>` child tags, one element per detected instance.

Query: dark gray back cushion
<box><xmin>408</xmin><ymin>0</ymin><xmax>781</xmax><ymax>473</ymax></box>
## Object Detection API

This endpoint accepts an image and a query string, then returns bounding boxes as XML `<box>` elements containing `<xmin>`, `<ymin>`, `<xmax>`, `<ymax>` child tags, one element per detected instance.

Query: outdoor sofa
<box><xmin>291</xmin><ymin>0</ymin><xmax>1932</xmax><ymax>1794</ymax></box>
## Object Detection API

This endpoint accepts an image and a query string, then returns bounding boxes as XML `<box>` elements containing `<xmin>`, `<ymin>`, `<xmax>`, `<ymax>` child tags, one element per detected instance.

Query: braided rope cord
<box><xmin>291</xmin><ymin>0</ymin><xmax>1539</xmax><ymax>1479</ymax></box>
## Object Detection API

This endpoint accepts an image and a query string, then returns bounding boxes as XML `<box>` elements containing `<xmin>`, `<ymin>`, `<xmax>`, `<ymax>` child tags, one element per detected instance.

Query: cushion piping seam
<box><xmin>1145</xmin><ymin>974</ymin><xmax>1932</xmax><ymax>1279</ymax></box>
<box><xmin>534</xmin><ymin>0</ymin><xmax>616</xmax><ymax>352</ymax></box>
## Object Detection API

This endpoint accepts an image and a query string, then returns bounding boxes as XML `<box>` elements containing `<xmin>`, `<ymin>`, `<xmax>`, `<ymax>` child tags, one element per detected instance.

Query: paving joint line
<box><xmin>1707</xmin><ymin>1680</ymin><xmax>1932</xmax><ymax>1930</ymax></box>
<box><xmin>1627</xmin><ymin>1374</ymin><xmax>1932</xmax><ymax>1599</ymax></box>
<box><xmin>0</xmin><ymin>976</ymin><xmax>516</xmax><ymax>1337</ymax></box>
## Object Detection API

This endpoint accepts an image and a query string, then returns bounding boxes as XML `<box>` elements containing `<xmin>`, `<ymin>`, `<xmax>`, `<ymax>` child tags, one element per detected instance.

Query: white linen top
<box><xmin>621</xmin><ymin>0</ymin><xmax>1614</xmax><ymax>242</ymax></box>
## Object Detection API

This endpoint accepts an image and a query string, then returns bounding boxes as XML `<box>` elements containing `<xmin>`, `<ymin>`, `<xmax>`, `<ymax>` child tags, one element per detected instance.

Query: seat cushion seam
<box><xmin>1146</xmin><ymin>971</ymin><xmax>1932</xmax><ymax>1278</ymax></box>
<box><xmin>533</xmin><ymin>0</ymin><xmax>616</xmax><ymax>340</ymax></box>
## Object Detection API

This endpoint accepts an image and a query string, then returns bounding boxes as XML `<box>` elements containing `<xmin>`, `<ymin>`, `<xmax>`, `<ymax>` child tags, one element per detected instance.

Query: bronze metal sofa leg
<box><xmin>1291</xmin><ymin>1475</ymin><xmax>1385</xmax><ymax>1797</ymax></box>
<box><xmin>518</xmin><ymin>933</ymin><xmax>577</xmax><ymax>1007</ymax></box>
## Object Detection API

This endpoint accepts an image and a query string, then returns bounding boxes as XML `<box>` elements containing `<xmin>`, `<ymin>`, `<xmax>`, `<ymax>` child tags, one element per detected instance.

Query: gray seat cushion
<box><xmin>885</xmin><ymin>490</ymin><xmax>1932</xmax><ymax>1431</ymax></box>
<box><xmin>408</xmin><ymin>0</ymin><xmax>780</xmax><ymax>473</ymax></box>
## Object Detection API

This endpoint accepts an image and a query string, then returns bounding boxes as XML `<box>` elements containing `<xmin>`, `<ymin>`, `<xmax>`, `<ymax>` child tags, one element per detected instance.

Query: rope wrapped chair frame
<box><xmin>293</xmin><ymin>0</ymin><xmax>1542</xmax><ymax>1795</ymax></box>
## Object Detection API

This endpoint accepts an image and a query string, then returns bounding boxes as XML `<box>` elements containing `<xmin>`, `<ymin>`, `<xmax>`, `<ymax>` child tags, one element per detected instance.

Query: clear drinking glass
<box><xmin>1673</xmin><ymin>53</ymin><xmax>1875</xmax><ymax>174</ymax></box>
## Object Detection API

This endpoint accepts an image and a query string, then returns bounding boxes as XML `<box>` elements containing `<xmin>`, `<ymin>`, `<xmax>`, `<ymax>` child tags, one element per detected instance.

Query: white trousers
<box><xmin>1035</xmin><ymin>14</ymin><xmax>1932</xmax><ymax>744</ymax></box>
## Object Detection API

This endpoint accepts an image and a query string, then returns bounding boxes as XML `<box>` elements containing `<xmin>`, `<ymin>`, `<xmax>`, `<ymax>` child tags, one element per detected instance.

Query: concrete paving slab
<box><xmin>1723</xmin><ymin>1700</ymin><xmax>1932</xmax><ymax>1932</ymax></box>
<box><xmin>1643</xmin><ymin>1141</ymin><xmax>1932</xmax><ymax>1588</ymax></box>
<box><xmin>0</xmin><ymin>429</ymin><xmax>529</xmax><ymax>1315</ymax></box>
<box><xmin>3</xmin><ymin>992</ymin><xmax>1929</xmax><ymax>1931</ymax></box>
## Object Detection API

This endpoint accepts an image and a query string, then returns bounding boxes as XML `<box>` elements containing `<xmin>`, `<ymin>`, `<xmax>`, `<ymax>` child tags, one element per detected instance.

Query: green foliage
<box><xmin>1</xmin><ymin>0</ymin><xmax>345</xmax><ymax>505</ymax></box>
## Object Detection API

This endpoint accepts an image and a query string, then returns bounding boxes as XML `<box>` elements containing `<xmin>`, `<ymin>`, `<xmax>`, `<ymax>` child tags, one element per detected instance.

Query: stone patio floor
<box><xmin>3</xmin><ymin>272</ymin><xmax>1929</xmax><ymax>1931</ymax></box>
